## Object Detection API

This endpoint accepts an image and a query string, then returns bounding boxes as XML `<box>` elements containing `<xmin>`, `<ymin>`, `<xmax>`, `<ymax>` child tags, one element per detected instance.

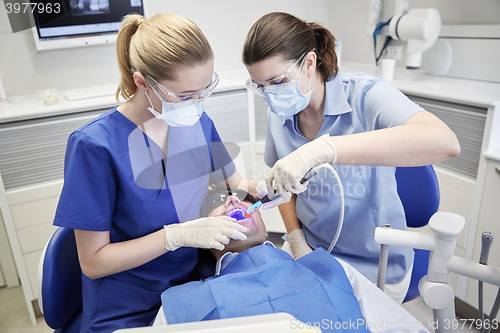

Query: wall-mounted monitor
<box><xmin>30</xmin><ymin>0</ymin><xmax>145</xmax><ymax>51</ymax></box>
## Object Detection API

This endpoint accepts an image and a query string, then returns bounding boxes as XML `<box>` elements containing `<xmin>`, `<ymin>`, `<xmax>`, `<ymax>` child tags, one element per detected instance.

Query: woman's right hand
<box><xmin>163</xmin><ymin>216</ymin><xmax>248</xmax><ymax>251</ymax></box>
<box><xmin>265</xmin><ymin>134</ymin><xmax>337</xmax><ymax>195</ymax></box>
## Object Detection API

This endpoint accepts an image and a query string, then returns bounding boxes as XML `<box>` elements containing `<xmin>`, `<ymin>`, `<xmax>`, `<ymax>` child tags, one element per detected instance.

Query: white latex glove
<box><xmin>266</xmin><ymin>134</ymin><xmax>337</xmax><ymax>195</ymax></box>
<box><xmin>255</xmin><ymin>180</ymin><xmax>291</xmax><ymax>209</ymax></box>
<box><xmin>287</xmin><ymin>229</ymin><xmax>313</xmax><ymax>259</ymax></box>
<box><xmin>164</xmin><ymin>216</ymin><xmax>247</xmax><ymax>251</ymax></box>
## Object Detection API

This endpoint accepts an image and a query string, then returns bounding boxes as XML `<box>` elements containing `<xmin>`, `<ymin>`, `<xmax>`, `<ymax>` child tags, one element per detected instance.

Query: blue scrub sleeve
<box><xmin>263</xmin><ymin>109</ymin><xmax>279</xmax><ymax>168</ymax></box>
<box><xmin>360</xmin><ymin>80</ymin><xmax>424</xmax><ymax>131</ymax></box>
<box><xmin>54</xmin><ymin>131</ymin><xmax>116</xmax><ymax>231</ymax></box>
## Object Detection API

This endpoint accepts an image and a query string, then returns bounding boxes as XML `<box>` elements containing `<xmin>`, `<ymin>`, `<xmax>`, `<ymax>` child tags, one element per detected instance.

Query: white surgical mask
<box><xmin>145</xmin><ymin>91</ymin><xmax>203</xmax><ymax>127</ymax></box>
<box><xmin>263</xmin><ymin>76</ymin><xmax>313</xmax><ymax>117</ymax></box>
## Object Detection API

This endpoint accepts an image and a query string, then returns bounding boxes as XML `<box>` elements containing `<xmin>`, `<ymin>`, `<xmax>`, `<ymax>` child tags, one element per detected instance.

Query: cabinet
<box><xmin>0</xmin><ymin>108</ymin><xmax>106</xmax><ymax>325</ymax></box>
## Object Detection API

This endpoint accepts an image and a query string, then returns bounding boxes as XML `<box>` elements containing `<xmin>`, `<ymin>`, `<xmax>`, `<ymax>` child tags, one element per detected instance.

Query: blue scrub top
<box><xmin>53</xmin><ymin>107</ymin><xmax>235</xmax><ymax>332</ymax></box>
<box><xmin>264</xmin><ymin>73</ymin><xmax>423</xmax><ymax>284</ymax></box>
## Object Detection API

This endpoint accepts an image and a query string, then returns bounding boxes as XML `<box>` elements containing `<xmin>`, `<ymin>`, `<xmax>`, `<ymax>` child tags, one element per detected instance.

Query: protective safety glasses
<box><xmin>200</xmin><ymin>188</ymin><xmax>256</xmax><ymax>218</ymax></box>
<box><xmin>246</xmin><ymin>52</ymin><xmax>307</xmax><ymax>97</ymax></box>
<box><xmin>146</xmin><ymin>72</ymin><xmax>219</xmax><ymax>105</ymax></box>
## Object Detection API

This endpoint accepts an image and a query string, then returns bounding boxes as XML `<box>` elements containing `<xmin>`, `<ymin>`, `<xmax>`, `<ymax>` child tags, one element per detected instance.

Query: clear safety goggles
<box><xmin>246</xmin><ymin>52</ymin><xmax>307</xmax><ymax>97</ymax></box>
<box><xmin>146</xmin><ymin>72</ymin><xmax>219</xmax><ymax>104</ymax></box>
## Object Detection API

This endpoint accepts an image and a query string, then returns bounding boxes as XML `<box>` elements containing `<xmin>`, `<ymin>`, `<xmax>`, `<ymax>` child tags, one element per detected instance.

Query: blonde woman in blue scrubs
<box><xmin>243</xmin><ymin>12</ymin><xmax>460</xmax><ymax>303</ymax></box>
<box><xmin>54</xmin><ymin>13</ymin><xmax>257</xmax><ymax>332</ymax></box>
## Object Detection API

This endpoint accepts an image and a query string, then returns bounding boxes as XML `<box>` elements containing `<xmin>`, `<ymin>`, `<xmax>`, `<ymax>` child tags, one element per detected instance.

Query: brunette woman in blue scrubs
<box><xmin>243</xmin><ymin>12</ymin><xmax>460</xmax><ymax>303</ymax></box>
<box><xmin>53</xmin><ymin>13</ymin><xmax>256</xmax><ymax>332</ymax></box>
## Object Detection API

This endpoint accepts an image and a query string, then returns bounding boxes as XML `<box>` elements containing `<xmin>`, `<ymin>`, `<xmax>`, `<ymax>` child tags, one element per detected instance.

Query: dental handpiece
<box><xmin>245</xmin><ymin>167</ymin><xmax>319</xmax><ymax>217</ymax></box>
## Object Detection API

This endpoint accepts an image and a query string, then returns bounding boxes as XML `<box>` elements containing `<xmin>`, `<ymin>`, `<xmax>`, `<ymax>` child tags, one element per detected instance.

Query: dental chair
<box><xmin>37</xmin><ymin>227</ymin><xmax>217</xmax><ymax>333</ymax></box>
<box><xmin>394</xmin><ymin>165</ymin><xmax>440</xmax><ymax>302</ymax></box>
<box><xmin>38</xmin><ymin>227</ymin><xmax>82</xmax><ymax>333</ymax></box>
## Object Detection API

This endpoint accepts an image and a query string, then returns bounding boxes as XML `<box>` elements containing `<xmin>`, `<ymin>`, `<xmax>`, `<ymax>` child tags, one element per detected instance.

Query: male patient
<box><xmin>153</xmin><ymin>185</ymin><xmax>429</xmax><ymax>333</ymax></box>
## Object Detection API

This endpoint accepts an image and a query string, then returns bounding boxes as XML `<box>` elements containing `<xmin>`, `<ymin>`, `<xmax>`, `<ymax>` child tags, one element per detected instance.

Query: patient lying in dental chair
<box><xmin>153</xmin><ymin>185</ymin><xmax>429</xmax><ymax>332</ymax></box>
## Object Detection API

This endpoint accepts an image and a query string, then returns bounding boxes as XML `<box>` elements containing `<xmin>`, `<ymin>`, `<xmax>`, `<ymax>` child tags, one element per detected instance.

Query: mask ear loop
<box><xmin>145</xmin><ymin>90</ymin><xmax>162</xmax><ymax>117</ymax></box>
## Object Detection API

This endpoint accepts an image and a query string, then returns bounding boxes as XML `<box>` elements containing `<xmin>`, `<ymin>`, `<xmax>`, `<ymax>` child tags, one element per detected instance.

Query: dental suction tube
<box><xmin>315</xmin><ymin>164</ymin><xmax>345</xmax><ymax>253</ymax></box>
<box><xmin>293</xmin><ymin>164</ymin><xmax>345</xmax><ymax>253</ymax></box>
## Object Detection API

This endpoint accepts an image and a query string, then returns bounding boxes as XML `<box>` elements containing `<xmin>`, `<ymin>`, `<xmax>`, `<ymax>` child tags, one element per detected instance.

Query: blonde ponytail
<box><xmin>116</xmin><ymin>14</ymin><xmax>144</xmax><ymax>101</ymax></box>
<box><xmin>115</xmin><ymin>13</ymin><xmax>213</xmax><ymax>102</ymax></box>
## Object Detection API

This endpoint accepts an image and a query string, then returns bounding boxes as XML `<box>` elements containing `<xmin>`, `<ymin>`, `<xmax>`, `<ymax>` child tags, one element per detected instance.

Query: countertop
<box><xmin>0</xmin><ymin>70</ymin><xmax>248</xmax><ymax>123</ymax></box>
<box><xmin>484</xmin><ymin>149</ymin><xmax>500</xmax><ymax>162</ymax></box>
<box><xmin>1</xmin><ymin>63</ymin><xmax>499</xmax><ymax>123</ymax></box>
<box><xmin>340</xmin><ymin>62</ymin><xmax>500</xmax><ymax>108</ymax></box>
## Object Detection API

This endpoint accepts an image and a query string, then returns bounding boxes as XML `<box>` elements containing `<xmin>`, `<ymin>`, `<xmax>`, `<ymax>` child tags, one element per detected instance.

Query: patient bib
<box><xmin>161</xmin><ymin>246</ymin><xmax>368</xmax><ymax>332</ymax></box>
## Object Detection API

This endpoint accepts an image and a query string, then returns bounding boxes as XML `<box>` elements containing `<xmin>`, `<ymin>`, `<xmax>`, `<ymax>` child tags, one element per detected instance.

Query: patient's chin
<box><xmin>225</xmin><ymin>236</ymin><xmax>266</xmax><ymax>253</ymax></box>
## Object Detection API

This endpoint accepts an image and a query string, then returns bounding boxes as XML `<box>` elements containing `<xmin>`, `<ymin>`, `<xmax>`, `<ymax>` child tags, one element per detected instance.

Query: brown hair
<box><xmin>115</xmin><ymin>13</ymin><xmax>213</xmax><ymax>101</ymax></box>
<box><xmin>243</xmin><ymin>12</ymin><xmax>338</xmax><ymax>82</ymax></box>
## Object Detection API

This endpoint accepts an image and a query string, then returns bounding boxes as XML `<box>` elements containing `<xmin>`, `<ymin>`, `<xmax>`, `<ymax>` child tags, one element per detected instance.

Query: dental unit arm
<box><xmin>375</xmin><ymin>212</ymin><xmax>500</xmax><ymax>333</ymax></box>
<box><xmin>378</xmin><ymin>0</ymin><xmax>441</xmax><ymax>70</ymax></box>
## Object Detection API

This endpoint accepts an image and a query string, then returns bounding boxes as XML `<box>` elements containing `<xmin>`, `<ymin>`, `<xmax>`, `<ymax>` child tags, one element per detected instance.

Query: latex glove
<box><xmin>255</xmin><ymin>180</ymin><xmax>291</xmax><ymax>209</ymax></box>
<box><xmin>287</xmin><ymin>229</ymin><xmax>313</xmax><ymax>259</ymax></box>
<box><xmin>164</xmin><ymin>216</ymin><xmax>247</xmax><ymax>251</ymax></box>
<box><xmin>266</xmin><ymin>134</ymin><xmax>336</xmax><ymax>195</ymax></box>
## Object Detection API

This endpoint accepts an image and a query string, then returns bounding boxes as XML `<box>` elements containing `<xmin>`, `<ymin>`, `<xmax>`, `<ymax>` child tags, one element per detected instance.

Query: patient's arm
<box><xmin>337</xmin><ymin>258</ymin><xmax>430</xmax><ymax>333</ymax></box>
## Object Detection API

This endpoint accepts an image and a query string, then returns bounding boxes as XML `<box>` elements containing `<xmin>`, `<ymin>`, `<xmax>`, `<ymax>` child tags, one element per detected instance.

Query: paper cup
<box><xmin>381</xmin><ymin>59</ymin><xmax>396</xmax><ymax>83</ymax></box>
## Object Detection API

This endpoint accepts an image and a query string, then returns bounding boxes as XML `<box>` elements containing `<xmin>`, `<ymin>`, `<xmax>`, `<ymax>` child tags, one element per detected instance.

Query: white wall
<box><xmin>0</xmin><ymin>0</ymin><xmax>329</xmax><ymax>98</ymax></box>
<box><xmin>145</xmin><ymin>0</ymin><xmax>330</xmax><ymax>75</ymax></box>
<box><xmin>328</xmin><ymin>0</ymin><xmax>500</xmax><ymax>68</ymax></box>
<box><xmin>0</xmin><ymin>9</ymin><xmax>120</xmax><ymax>98</ymax></box>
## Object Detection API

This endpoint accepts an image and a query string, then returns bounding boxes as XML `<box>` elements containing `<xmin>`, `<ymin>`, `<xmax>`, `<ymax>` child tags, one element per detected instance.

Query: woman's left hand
<box><xmin>266</xmin><ymin>134</ymin><xmax>337</xmax><ymax>195</ymax></box>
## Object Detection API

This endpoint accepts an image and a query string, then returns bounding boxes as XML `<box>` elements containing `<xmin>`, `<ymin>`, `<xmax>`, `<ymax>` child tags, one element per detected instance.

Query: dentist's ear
<box><xmin>133</xmin><ymin>72</ymin><xmax>149</xmax><ymax>90</ymax></box>
<box><xmin>304</xmin><ymin>51</ymin><xmax>317</xmax><ymax>78</ymax></box>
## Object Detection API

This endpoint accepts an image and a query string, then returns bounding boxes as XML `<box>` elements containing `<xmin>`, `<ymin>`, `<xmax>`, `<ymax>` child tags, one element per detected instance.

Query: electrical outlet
<box><xmin>385</xmin><ymin>45</ymin><xmax>403</xmax><ymax>60</ymax></box>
